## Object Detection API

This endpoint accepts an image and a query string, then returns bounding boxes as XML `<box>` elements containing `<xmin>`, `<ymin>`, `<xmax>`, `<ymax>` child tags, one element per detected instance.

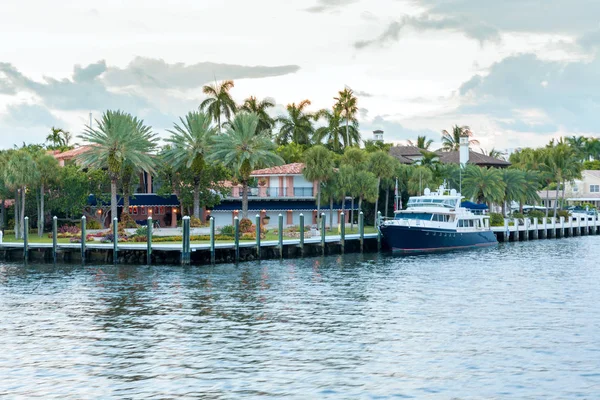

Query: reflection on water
<box><xmin>1</xmin><ymin>238</ymin><xmax>600</xmax><ymax>398</ymax></box>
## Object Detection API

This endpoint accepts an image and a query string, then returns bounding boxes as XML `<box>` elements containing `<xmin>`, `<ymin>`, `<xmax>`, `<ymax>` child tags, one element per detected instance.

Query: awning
<box><xmin>210</xmin><ymin>199</ymin><xmax>355</xmax><ymax>212</ymax></box>
<box><xmin>87</xmin><ymin>194</ymin><xmax>180</xmax><ymax>207</ymax></box>
<box><xmin>461</xmin><ymin>201</ymin><xmax>488</xmax><ymax>210</ymax></box>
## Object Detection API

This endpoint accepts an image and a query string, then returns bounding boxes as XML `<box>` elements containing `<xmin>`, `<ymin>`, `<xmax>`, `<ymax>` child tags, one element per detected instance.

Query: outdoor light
<box><xmin>148</xmin><ymin>208</ymin><xmax>153</xmax><ymax>214</ymax></box>
<box><xmin>172</xmin><ymin>208</ymin><xmax>178</xmax><ymax>213</ymax></box>
<box><xmin>97</xmin><ymin>209</ymin><xmax>102</xmax><ymax>215</ymax></box>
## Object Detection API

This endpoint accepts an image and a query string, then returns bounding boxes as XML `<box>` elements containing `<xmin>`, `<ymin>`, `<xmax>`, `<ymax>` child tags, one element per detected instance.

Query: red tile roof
<box><xmin>251</xmin><ymin>163</ymin><xmax>305</xmax><ymax>176</ymax></box>
<box><xmin>53</xmin><ymin>145</ymin><xmax>92</xmax><ymax>160</ymax></box>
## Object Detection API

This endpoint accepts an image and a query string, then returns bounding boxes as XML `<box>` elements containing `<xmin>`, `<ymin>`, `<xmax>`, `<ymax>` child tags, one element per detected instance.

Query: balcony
<box><xmin>228</xmin><ymin>186</ymin><xmax>314</xmax><ymax>199</ymax></box>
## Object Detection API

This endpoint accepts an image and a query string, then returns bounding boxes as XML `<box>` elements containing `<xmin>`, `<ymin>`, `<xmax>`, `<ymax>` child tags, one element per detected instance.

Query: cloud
<box><xmin>355</xmin><ymin>90</ymin><xmax>373</xmax><ymax>98</ymax></box>
<box><xmin>1</xmin><ymin>103</ymin><xmax>64</xmax><ymax>128</ymax></box>
<box><xmin>355</xmin><ymin>16</ymin><xmax>500</xmax><ymax>49</ymax></box>
<box><xmin>73</xmin><ymin>60</ymin><xmax>107</xmax><ymax>83</ymax></box>
<box><xmin>457</xmin><ymin>53</ymin><xmax>600</xmax><ymax>132</ymax></box>
<box><xmin>305</xmin><ymin>0</ymin><xmax>358</xmax><ymax>13</ymax></box>
<box><xmin>103</xmin><ymin>57</ymin><xmax>300</xmax><ymax>89</ymax></box>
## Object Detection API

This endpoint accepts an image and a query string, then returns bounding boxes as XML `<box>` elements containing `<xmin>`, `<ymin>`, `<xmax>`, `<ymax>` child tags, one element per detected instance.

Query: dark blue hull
<box><xmin>379</xmin><ymin>225</ymin><xmax>498</xmax><ymax>254</ymax></box>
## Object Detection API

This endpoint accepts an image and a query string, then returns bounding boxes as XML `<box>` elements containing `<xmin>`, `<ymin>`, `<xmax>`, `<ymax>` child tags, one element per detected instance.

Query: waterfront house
<box><xmin>209</xmin><ymin>163</ymin><xmax>353</xmax><ymax>228</ymax></box>
<box><xmin>389</xmin><ymin>145</ymin><xmax>511</xmax><ymax>168</ymax></box>
<box><xmin>538</xmin><ymin>170</ymin><xmax>600</xmax><ymax>209</ymax></box>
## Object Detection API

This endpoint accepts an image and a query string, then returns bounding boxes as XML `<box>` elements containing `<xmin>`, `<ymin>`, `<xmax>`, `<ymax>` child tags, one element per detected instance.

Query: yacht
<box><xmin>378</xmin><ymin>186</ymin><xmax>498</xmax><ymax>253</ymax></box>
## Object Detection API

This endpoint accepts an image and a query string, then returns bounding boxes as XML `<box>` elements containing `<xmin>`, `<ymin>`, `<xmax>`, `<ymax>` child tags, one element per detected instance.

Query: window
<box><xmin>141</xmin><ymin>207</ymin><xmax>146</xmax><ymax>215</ymax></box>
<box><xmin>590</xmin><ymin>185</ymin><xmax>600</xmax><ymax>193</ymax></box>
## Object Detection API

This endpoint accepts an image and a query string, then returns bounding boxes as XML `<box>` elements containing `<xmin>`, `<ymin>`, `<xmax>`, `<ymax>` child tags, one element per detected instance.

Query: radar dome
<box><xmin>424</xmin><ymin>188</ymin><xmax>431</xmax><ymax>195</ymax></box>
<box><xmin>450</xmin><ymin>189</ymin><xmax>457</xmax><ymax>196</ymax></box>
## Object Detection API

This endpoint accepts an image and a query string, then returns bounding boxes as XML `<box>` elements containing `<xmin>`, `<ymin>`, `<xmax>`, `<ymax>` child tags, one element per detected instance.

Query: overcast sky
<box><xmin>1</xmin><ymin>0</ymin><xmax>599</xmax><ymax>151</ymax></box>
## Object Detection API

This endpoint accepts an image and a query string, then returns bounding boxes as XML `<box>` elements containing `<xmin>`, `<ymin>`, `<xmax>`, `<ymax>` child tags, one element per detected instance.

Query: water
<box><xmin>1</xmin><ymin>238</ymin><xmax>599</xmax><ymax>399</ymax></box>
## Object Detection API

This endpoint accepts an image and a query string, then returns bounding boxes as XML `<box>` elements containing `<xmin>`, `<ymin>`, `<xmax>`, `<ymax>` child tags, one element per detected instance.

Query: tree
<box><xmin>340</xmin><ymin>147</ymin><xmax>368</xmax><ymax>228</ymax></box>
<box><xmin>441</xmin><ymin>125</ymin><xmax>479</xmax><ymax>151</ymax></box>
<box><xmin>416</xmin><ymin>150</ymin><xmax>439</xmax><ymax>167</ymax></box>
<box><xmin>408</xmin><ymin>166</ymin><xmax>434</xmax><ymax>196</ymax></box>
<box><xmin>501</xmin><ymin>169</ymin><xmax>526</xmax><ymax>215</ymax></box>
<box><xmin>315</xmin><ymin>108</ymin><xmax>360</xmax><ymax>152</ymax></box>
<box><xmin>480</xmin><ymin>147</ymin><xmax>506</xmax><ymax>160</ymax></box>
<box><xmin>77</xmin><ymin>110</ymin><xmax>158</xmax><ymax>224</ymax></box>
<box><xmin>462</xmin><ymin>166</ymin><xmax>505</xmax><ymax>208</ymax></box>
<box><xmin>369</xmin><ymin>151</ymin><xmax>397</xmax><ymax>225</ymax></box>
<box><xmin>46</xmin><ymin>127</ymin><xmax>65</xmax><ymax>149</ymax></box>
<box><xmin>322</xmin><ymin>173</ymin><xmax>344</xmax><ymax>231</ymax></box>
<box><xmin>34</xmin><ymin>152</ymin><xmax>59</xmax><ymax>236</ymax></box>
<box><xmin>276</xmin><ymin>100</ymin><xmax>315</xmax><ymax>145</ymax></box>
<box><xmin>334</xmin><ymin>88</ymin><xmax>359</xmax><ymax>147</ymax></box>
<box><xmin>200</xmin><ymin>80</ymin><xmax>236</xmax><ymax>131</ymax></box>
<box><xmin>353</xmin><ymin>170</ymin><xmax>378</xmax><ymax>219</ymax></box>
<box><xmin>363</xmin><ymin>140</ymin><xmax>392</xmax><ymax>153</ymax></box>
<box><xmin>276</xmin><ymin>142</ymin><xmax>307</xmax><ymax>164</ymax></box>
<box><xmin>209</xmin><ymin>112</ymin><xmax>283</xmax><ymax>218</ymax></box>
<box><xmin>303</xmin><ymin>145</ymin><xmax>334</xmax><ymax>223</ymax></box>
<box><xmin>4</xmin><ymin>149</ymin><xmax>38</xmax><ymax>238</ymax></box>
<box><xmin>164</xmin><ymin>111</ymin><xmax>218</xmax><ymax>219</ymax></box>
<box><xmin>565</xmin><ymin>135</ymin><xmax>588</xmax><ymax>161</ymax></box>
<box><xmin>240</xmin><ymin>96</ymin><xmax>275</xmax><ymax>134</ymax></box>
<box><xmin>544</xmin><ymin>144</ymin><xmax>581</xmax><ymax>218</ymax></box>
<box><xmin>408</xmin><ymin>135</ymin><xmax>433</xmax><ymax>150</ymax></box>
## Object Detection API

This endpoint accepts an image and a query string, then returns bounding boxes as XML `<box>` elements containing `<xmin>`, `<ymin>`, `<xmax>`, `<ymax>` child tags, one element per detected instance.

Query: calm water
<box><xmin>1</xmin><ymin>238</ymin><xmax>600</xmax><ymax>399</ymax></box>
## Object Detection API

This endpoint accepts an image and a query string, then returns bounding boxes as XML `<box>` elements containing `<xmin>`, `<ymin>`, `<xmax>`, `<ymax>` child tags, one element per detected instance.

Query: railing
<box><xmin>229</xmin><ymin>187</ymin><xmax>314</xmax><ymax>198</ymax></box>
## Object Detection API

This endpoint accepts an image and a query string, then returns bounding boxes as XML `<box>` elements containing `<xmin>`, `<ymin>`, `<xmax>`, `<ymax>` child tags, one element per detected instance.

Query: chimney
<box><xmin>373</xmin><ymin>129</ymin><xmax>384</xmax><ymax>142</ymax></box>
<box><xmin>459</xmin><ymin>133</ymin><xmax>469</xmax><ymax>167</ymax></box>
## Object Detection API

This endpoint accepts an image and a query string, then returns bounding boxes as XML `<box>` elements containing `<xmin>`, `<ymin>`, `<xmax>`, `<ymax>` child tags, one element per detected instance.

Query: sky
<box><xmin>1</xmin><ymin>0</ymin><xmax>600</xmax><ymax>152</ymax></box>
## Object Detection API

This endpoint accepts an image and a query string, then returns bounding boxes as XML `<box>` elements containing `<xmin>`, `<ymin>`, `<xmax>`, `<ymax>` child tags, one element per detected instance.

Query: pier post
<box><xmin>234</xmin><ymin>217</ymin><xmax>240</xmax><ymax>262</ymax></box>
<box><xmin>299</xmin><ymin>214</ymin><xmax>304</xmax><ymax>256</ymax></box>
<box><xmin>359</xmin><ymin>211</ymin><xmax>364</xmax><ymax>251</ymax></box>
<box><xmin>81</xmin><ymin>216</ymin><xmax>86</xmax><ymax>262</ymax></box>
<box><xmin>560</xmin><ymin>216</ymin><xmax>565</xmax><ymax>238</ymax></box>
<box><xmin>255</xmin><ymin>214</ymin><xmax>261</xmax><ymax>259</ymax></box>
<box><xmin>577</xmin><ymin>217</ymin><xmax>582</xmax><ymax>236</ymax></box>
<box><xmin>569</xmin><ymin>218</ymin><xmax>574</xmax><ymax>237</ymax></box>
<box><xmin>147</xmin><ymin>217</ymin><xmax>153</xmax><ymax>265</ymax></box>
<box><xmin>182</xmin><ymin>216</ymin><xmax>190</xmax><ymax>265</ymax></box>
<box><xmin>52</xmin><ymin>216</ymin><xmax>58</xmax><ymax>263</ymax></box>
<box><xmin>112</xmin><ymin>217</ymin><xmax>118</xmax><ymax>263</ymax></box>
<box><xmin>340</xmin><ymin>212</ymin><xmax>345</xmax><ymax>253</ymax></box>
<box><xmin>278</xmin><ymin>213</ymin><xmax>283</xmax><ymax>258</ymax></box>
<box><xmin>595</xmin><ymin>214</ymin><xmax>598</xmax><ymax>235</ymax></box>
<box><xmin>551</xmin><ymin>217</ymin><xmax>556</xmax><ymax>238</ymax></box>
<box><xmin>533</xmin><ymin>218</ymin><xmax>539</xmax><ymax>240</ymax></box>
<box><xmin>513</xmin><ymin>219</ymin><xmax>519</xmax><ymax>242</ymax></box>
<box><xmin>585</xmin><ymin>216</ymin><xmax>589</xmax><ymax>235</ymax></box>
<box><xmin>23</xmin><ymin>216</ymin><xmax>29</xmax><ymax>261</ymax></box>
<box><xmin>504</xmin><ymin>219</ymin><xmax>509</xmax><ymax>242</ymax></box>
<box><xmin>210</xmin><ymin>217</ymin><xmax>215</xmax><ymax>264</ymax></box>
<box><xmin>321</xmin><ymin>213</ymin><xmax>326</xmax><ymax>254</ymax></box>
<box><xmin>377</xmin><ymin>211</ymin><xmax>382</xmax><ymax>250</ymax></box>
<box><xmin>523</xmin><ymin>218</ymin><xmax>529</xmax><ymax>241</ymax></box>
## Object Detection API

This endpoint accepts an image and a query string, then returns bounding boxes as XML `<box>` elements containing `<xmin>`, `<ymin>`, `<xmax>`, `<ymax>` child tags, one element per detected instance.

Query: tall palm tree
<box><xmin>441</xmin><ymin>125</ymin><xmax>480</xmax><ymax>151</ymax></box>
<box><xmin>416</xmin><ymin>150</ymin><xmax>440</xmax><ymax>167</ymax></box>
<box><xmin>480</xmin><ymin>147</ymin><xmax>505</xmax><ymax>160</ymax></box>
<box><xmin>501</xmin><ymin>169</ymin><xmax>526</xmax><ymax>215</ymax></box>
<box><xmin>303</xmin><ymin>145</ymin><xmax>334</xmax><ymax>223</ymax></box>
<box><xmin>46</xmin><ymin>127</ymin><xmax>66</xmax><ymax>149</ymax></box>
<box><xmin>209</xmin><ymin>112</ymin><xmax>283</xmax><ymax>218</ymax></box>
<box><xmin>276</xmin><ymin>100</ymin><xmax>315</xmax><ymax>145</ymax></box>
<box><xmin>77</xmin><ymin>110</ymin><xmax>158</xmax><ymax>224</ymax></box>
<box><xmin>584</xmin><ymin>137</ymin><xmax>600</xmax><ymax>161</ymax></box>
<box><xmin>34</xmin><ymin>152</ymin><xmax>59</xmax><ymax>236</ymax></box>
<box><xmin>544</xmin><ymin>144</ymin><xmax>581</xmax><ymax>217</ymax></box>
<box><xmin>4</xmin><ymin>149</ymin><xmax>39</xmax><ymax>238</ymax></box>
<box><xmin>354</xmin><ymin>170</ymin><xmax>378</xmax><ymax>217</ymax></box>
<box><xmin>164</xmin><ymin>111</ymin><xmax>218</xmax><ymax>219</ymax></box>
<box><xmin>340</xmin><ymin>147</ymin><xmax>368</xmax><ymax>228</ymax></box>
<box><xmin>334</xmin><ymin>88</ymin><xmax>359</xmax><ymax>147</ymax></box>
<box><xmin>200</xmin><ymin>80</ymin><xmax>237</xmax><ymax>131</ymax></box>
<box><xmin>462</xmin><ymin>166</ymin><xmax>505</xmax><ymax>208</ymax></box>
<box><xmin>369</xmin><ymin>151</ymin><xmax>397</xmax><ymax>225</ymax></box>
<box><xmin>565</xmin><ymin>135</ymin><xmax>588</xmax><ymax>161</ymax></box>
<box><xmin>314</xmin><ymin>108</ymin><xmax>360</xmax><ymax>152</ymax></box>
<box><xmin>240</xmin><ymin>96</ymin><xmax>275</xmax><ymax>134</ymax></box>
<box><xmin>408</xmin><ymin>166</ymin><xmax>434</xmax><ymax>195</ymax></box>
<box><xmin>408</xmin><ymin>135</ymin><xmax>433</xmax><ymax>150</ymax></box>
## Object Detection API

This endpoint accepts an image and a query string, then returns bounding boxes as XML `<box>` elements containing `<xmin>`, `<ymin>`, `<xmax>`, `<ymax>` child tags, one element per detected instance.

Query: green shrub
<box><xmin>135</xmin><ymin>226</ymin><xmax>148</xmax><ymax>237</ymax></box>
<box><xmin>527</xmin><ymin>210</ymin><xmax>545</xmax><ymax>220</ymax></box>
<box><xmin>489</xmin><ymin>213</ymin><xmax>504</xmax><ymax>227</ymax></box>
<box><xmin>220</xmin><ymin>225</ymin><xmax>235</xmax><ymax>236</ymax></box>
<box><xmin>557</xmin><ymin>210</ymin><xmax>571</xmax><ymax>219</ymax></box>
<box><xmin>120</xmin><ymin>213</ymin><xmax>138</xmax><ymax>228</ymax></box>
<box><xmin>86</xmin><ymin>219</ymin><xmax>102</xmax><ymax>229</ymax></box>
<box><xmin>190</xmin><ymin>216</ymin><xmax>203</xmax><ymax>227</ymax></box>
<box><xmin>240</xmin><ymin>218</ymin><xmax>253</xmax><ymax>233</ymax></box>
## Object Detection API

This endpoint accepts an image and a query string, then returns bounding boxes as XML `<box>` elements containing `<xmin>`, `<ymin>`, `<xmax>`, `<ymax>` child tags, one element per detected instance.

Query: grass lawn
<box><xmin>1</xmin><ymin>226</ymin><xmax>378</xmax><ymax>245</ymax></box>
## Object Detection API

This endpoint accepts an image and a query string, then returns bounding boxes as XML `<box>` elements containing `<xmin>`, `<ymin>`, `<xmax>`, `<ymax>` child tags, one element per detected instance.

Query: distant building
<box><xmin>373</xmin><ymin>129</ymin><xmax>384</xmax><ymax>142</ymax></box>
<box><xmin>538</xmin><ymin>170</ymin><xmax>600</xmax><ymax>209</ymax></box>
<box><xmin>388</xmin><ymin>145</ymin><xmax>511</xmax><ymax>168</ymax></box>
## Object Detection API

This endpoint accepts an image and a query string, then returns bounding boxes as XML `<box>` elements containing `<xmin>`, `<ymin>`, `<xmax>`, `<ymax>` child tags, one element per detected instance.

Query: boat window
<box><xmin>394</xmin><ymin>213</ymin><xmax>433</xmax><ymax>221</ymax></box>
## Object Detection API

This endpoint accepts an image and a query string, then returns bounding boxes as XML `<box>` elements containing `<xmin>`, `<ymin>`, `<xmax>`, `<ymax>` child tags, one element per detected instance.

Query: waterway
<box><xmin>1</xmin><ymin>237</ymin><xmax>599</xmax><ymax>398</ymax></box>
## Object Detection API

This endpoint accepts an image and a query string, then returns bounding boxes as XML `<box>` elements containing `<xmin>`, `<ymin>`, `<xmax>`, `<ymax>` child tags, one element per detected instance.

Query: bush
<box><xmin>86</xmin><ymin>219</ymin><xmax>102</xmax><ymax>229</ymax></box>
<box><xmin>557</xmin><ymin>210</ymin><xmax>571</xmax><ymax>219</ymax></box>
<box><xmin>489</xmin><ymin>213</ymin><xmax>504</xmax><ymax>227</ymax></box>
<box><xmin>240</xmin><ymin>218</ymin><xmax>253</xmax><ymax>233</ymax></box>
<box><xmin>59</xmin><ymin>225</ymin><xmax>80</xmax><ymax>234</ymax></box>
<box><xmin>527</xmin><ymin>210</ymin><xmax>545</xmax><ymax>220</ymax></box>
<box><xmin>135</xmin><ymin>226</ymin><xmax>149</xmax><ymax>237</ymax></box>
<box><xmin>220</xmin><ymin>225</ymin><xmax>235</xmax><ymax>236</ymax></box>
<box><xmin>120</xmin><ymin>213</ymin><xmax>138</xmax><ymax>229</ymax></box>
<box><xmin>190</xmin><ymin>216</ymin><xmax>203</xmax><ymax>227</ymax></box>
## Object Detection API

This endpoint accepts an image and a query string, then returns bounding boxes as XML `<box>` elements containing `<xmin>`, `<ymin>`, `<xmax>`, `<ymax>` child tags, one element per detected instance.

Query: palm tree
<box><xmin>322</xmin><ymin>174</ymin><xmax>345</xmax><ymax>231</ymax></box>
<box><xmin>408</xmin><ymin>166</ymin><xmax>434</xmax><ymax>195</ymax></box>
<box><xmin>200</xmin><ymin>80</ymin><xmax>237</xmax><ymax>131</ymax></box>
<box><xmin>441</xmin><ymin>125</ymin><xmax>480</xmax><ymax>151</ymax></box>
<box><xmin>34</xmin><ymin>152</ymin><xmax>59</xmax><ymax>236</ymax></box>
<box><xmin>276</xmin><ymin>100</ymin><xmax>315</xmax><ymax>145</ymax></box>
<box><xmin>314</xmin><ymin>108</ymin><xmax>360</xmax><ymax>152</ymax></box>
<box><xmin>480</xmin><ymin>147</ymin><xmax>505</xmax><ymax>160</ymax></box>
<box><xmin>584</xmin><ymin>137</ymin><xmax>600</xmax><ymax>161</ymax></box>
<box><xmin>334</xmin><ymin>88</ymin><xmax>359</xmax><ymax>147</ymax></box>
<box><xmin>501</xmin><ymin>169</ymin><xmax>526</xmax><ymax>215</ymax></box>
<box><xmin>46</xmin><ymin>127</ymin><xmax>66</xmax><ymax>149</ymax></box>
<box><xmin>408</xmin><ymin>135</ymin><xmax>433</xmax><ymax>150</ymax></box>
<box><xmin>354</xmin><ymin>170</ymin><xmax>378</xmax><ymax>218</ymax></box>
<box><xmin>77</xmin><ymin>110</ymin><xmax>158</xmax><ymax>224</ymax></box>
<box><xmin>369</xmin><ymin>151</ymin><xmax>397</xmax><ymax>225</ymax></box>
<box><xmin>416</xmin><ymin>150</ymin><xmax>439</xmax><ymax>167</ymax></box>
<box><xmin>240</xmin><ymin>96</ymin><xmax>275</xmax><ymax>134</ymax></box>
<box><xmin>340</xmin><ymin>147</ymin><xmax>368</xmax><ymax>228</ymax></box>
<box><xmin>545</xmin><ymin>144</ymin><xmax>581</xmax><ymax>217</ymax></box>
<box><xmin>565</xmin><ymin>135</ymin><xmax>588</xmax><ymax>161</ymax></box>
<box><xmin>4</xmin><ymin>149</ymin><xmax>38</xmax><ymax>238</ymax></box>
<box><xmin>164</xmin><ymin>111</ymin><xmax>218</xmax><ymax>219</ymax></box>
<box><xmin>303</xmin><ymin>145</ymin><xmax>334</xmax><ymax>224</ymax></box>
<box><xmin>462</xmin><ymin>166</ymin><xmax>505</xmax><ymax>208</ymax></box>
<box><xmin>209</xmin><ymin>112</ymin><xmax>283</xmax><ymax>218</ymax></box>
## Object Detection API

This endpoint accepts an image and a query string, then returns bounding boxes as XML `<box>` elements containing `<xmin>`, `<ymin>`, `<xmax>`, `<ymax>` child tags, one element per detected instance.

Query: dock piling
<box><xmin>359</xmin><ymin>211</ymin><xmax>364</xmax><ymax>251</ymax></box>
<box><xmin>112</xmin><ymin>217</ymin><xmax>118</xmax><ymax>263</ymax></box>
<box><xmin>513</xmin><ymin>219</ymin><xmax>519</xmax><ymax>242</ymax></box>
<box><xmin>23</xmin><ymin>217</ymin><xmax>29</xmax><ymax>261</ymax></box>
<box><xmin>210</xmin><ymin>217</ymin><xmax>215</xmax><ymax>264</ymax></box>
<box><xmin>377</xmin><ymin>211</ymin><xmax>382</xmax><ymax>250</ymax></box>
<box><xmin>533</xmin><ymin>218</ymin><xmax>539</xmax><ymax>240</ymax></box>
<box><xmin>504</xmin><ymin>219</ymin><xmax>509</xmax><ymax>242</ymax></box>
<box><xmin>182</xmin><ymin>216</ymin><xmax>190</xmax><ymax>265</ymax></box>
<box><xmin>560</xmin><ymin>216</ymin><xmax>565</xmax><ymax>238</ymax></box>
<box><xmin>299</xmin><ymin>214</ymin><xmax>304</xmax><ymax>255</ymax></box>
<box><xmin>52</xmin><ymin>216</ymin><xmax>58</xmax><ymax>263</ymax></box>
<box><xmin>340</xmin><ymin>212</ymin><xmax>345</xmax><ymax>252</ymax></box>
<box><xmin>147</xmin><ymin>217</ymin><xmax>153</xmax><ymax>265</ymax></box>
<box><xmin>321</xmin><ymin>213</ymin><xmax>326</xmax><ymax>254</ymax></box>
<box><xmin>81</xmin><ymin>216</ymin><xmax>86</xmax><ymax>262</ymax></box>
<box><xmin>255</xmin><ymin>214</ymin><xmax>261</xmax><ymax>259</ymax></box>
<box><xmin>278</xmin><ymin>214</ymin><xmax>283</xmax><ymax>258</ymax></box>
<box><xmin>234</xmin><ymin>217</ymin><xmax>240</xmax><ymax>262</ymax></box>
